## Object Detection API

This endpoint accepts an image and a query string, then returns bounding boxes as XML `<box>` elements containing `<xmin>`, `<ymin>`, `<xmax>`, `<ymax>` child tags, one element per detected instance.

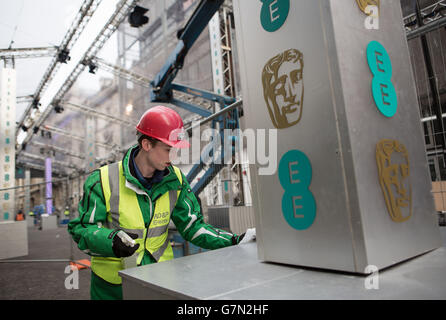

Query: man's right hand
<box><xmin>111</xmin><ymin>230</ymin><xmax>140</xmax><ymax>258</ymax></box>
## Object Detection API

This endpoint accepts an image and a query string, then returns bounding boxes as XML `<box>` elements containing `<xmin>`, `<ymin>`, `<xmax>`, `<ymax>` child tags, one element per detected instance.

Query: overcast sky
<box><xmin>0</xmin><ymin>0</ymin><xmax>118</xmax><ymax>123</ymax></box>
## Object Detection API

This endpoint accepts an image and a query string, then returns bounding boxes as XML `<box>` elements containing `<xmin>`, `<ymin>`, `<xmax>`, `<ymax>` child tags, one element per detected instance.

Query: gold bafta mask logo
<box><xmin>376</xmin><ymin>139</ymin><xmax>412</xmax><ymax>223</ymax></box>
<box><xmin>262</xmin><ymin>49</ymin><xmax>304</xmax><ymax>129</ymax></box>
<box><xmin>356</xmin><ymin>0</ymin><xmax>380</xmax><ymax>14</ymax></box>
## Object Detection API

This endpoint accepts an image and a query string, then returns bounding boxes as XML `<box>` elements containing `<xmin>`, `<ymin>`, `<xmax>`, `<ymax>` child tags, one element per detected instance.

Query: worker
<box><xmin>33</xmin><ymin>204</ymin><xmax>44</xmax><ymax>230</ymax></box>
<box><xmin>15</xmin><ymin>209</ymin><xmax>25</xmax><ymax>221</ymax></box>
<box><xmin>68</xmin><ymin>105</ymin><xmax>256</xmax><ymax>300</ymax></box>
<box><xmin>60</xmin><ymin>206</ymin><xmax>70</xmax><ymax>225</ymax></box>
<box><xmin>63</xmin><ymin>206</ymin><xmax>70</xmax><ymax>220</ymax></box>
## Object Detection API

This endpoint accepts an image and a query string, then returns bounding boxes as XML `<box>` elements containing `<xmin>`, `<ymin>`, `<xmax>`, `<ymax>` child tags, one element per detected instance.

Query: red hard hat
<box><xmin>136</xmin><ymin>105</ymin><xmax>190</xmax><ymax>148</ymax></box>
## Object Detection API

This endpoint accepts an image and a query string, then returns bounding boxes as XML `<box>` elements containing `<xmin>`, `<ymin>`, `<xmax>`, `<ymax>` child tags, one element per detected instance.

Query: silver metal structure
<box><xmin>16</xmin><ymin>0</ymin><xmax>102</xmax><ymax>142</ymax></box>
<box><xmin>62</xmin><ymin>101</ymin><xmax>137</xmax><ymax>127</ymax></box>
<box><xmin>0</xmin><ymin>47</ymin><xmax>58</xmax><ymax>59</ymax></box>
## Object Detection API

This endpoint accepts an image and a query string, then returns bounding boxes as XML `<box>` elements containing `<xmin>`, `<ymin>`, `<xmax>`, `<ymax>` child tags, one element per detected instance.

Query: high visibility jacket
<box><xmin>15</xmin><ymin>213</ymin><xmax>25</xmax><ymax>221</ymax></box>
<box><xmin>68</xmin><ymin>145</ymin><xmax>241</xmax><ymax>285</ymax></box>
<box><xmin>64</xmin><ymin>210</ymin><xmax>70</xmax><ymax>216</ymax></box>
<box><xmin>90</xmin><ymin>161</ymin><xmax>182</xmax><ymax>284</ymax></box>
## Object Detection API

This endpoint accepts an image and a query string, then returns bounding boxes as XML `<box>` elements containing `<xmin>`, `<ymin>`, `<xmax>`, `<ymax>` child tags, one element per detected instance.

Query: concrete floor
<box><xmin>0</xmin><ymin>226</ymin><xmax>91</xmax><ymax>300</ymax></box>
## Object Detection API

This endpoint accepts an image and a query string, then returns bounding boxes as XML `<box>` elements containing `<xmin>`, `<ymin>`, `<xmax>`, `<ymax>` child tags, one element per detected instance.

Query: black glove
<box><xmin>111</xmin><ymin>229</ymin><xmax>140</xmax><ymax>258</ymax></box>
<box><xmin>232</xmin><ymin>233</ymin><xmax>245</xmax><ymax>245</ymax></box>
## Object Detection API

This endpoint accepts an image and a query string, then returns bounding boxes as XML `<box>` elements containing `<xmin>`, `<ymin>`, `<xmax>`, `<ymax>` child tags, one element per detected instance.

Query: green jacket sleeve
<box><xmin>171</xmin><ymin>172</ymin><xmax>243</xmax><ymax>250</ymax></box>
<box><xmin>67</xmin><ymin>170</ymin><xmax>116</xmax><ymax>257</ymax></box>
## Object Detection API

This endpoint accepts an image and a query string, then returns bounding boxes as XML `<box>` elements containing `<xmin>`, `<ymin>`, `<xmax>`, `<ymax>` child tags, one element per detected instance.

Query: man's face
<box><xmin>146</xmin><ymin>141</ymin><xmax>174</xmax><ymax>171</ymax></box>
<box><xmin>376</xmin><ymin>140</ymin><xmax>412</xmax><ymax>222</ymax></box>
<box><xmin>263</xmin><ymin>50</ymin><xmax>304</xmax><ymax>129</ymax></box>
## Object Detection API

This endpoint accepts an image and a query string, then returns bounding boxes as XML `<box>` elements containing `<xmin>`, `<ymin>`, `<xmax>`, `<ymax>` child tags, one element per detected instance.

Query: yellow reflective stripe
<box><xmin>147</xmin><ymin>225</ymin><xmax>168</xmax><ymax>238</ymax></box>
<box><xmin>121</xmin><ymin>228</ymin><xmax>144</xmax><ymax>238</ymax></box>
<box><xmin>100</xmin><ymin>165</ymin><xmax>111</xmax><ymax>213</ymax></box>
<box><xmin>145</xmin><ymin>233</ymin><xmax>170</xmax><ymax>261</ymax></box>
<box><xmin>152</xmin><ymin>239</ymin><xmax>170</xmax><ymax>261</ymax></box>
<box><xmin>108</xmin><ymin>162</ymin><xmax>120</xmax><ymax>216</ymax></box>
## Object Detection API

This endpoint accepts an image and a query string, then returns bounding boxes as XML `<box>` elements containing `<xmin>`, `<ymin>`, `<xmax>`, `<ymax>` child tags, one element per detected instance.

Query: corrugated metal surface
<box><xmin>207</xmin><ymin>206</ymin><xmax>256</xmax><ymax>235</ymax></box>
<box><xmin>207</xmin><ymin>207</ymin><xmax>230</xmax><ymax>230</ymax></box>
<box><xmin>229</xmin><ymin>206</ymin><xmax>255</xmax><ymax>235</ymax></box>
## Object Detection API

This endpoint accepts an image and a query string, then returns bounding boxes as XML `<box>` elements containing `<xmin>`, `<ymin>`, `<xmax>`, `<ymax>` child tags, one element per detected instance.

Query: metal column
<box><xmin>233</xmin><ymin>0</ymin><xmax>442</xmax><ymax>273</ymax></box>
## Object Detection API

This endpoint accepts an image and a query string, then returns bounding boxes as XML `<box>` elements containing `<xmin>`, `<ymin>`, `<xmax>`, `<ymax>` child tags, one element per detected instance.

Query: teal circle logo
<box><xmin>260</xmin><ymin>0</ymin><xmax>290</xmax><ymax>32</ymax></box>
<box><xmin>278</xmin><ymin>150</ymin><xmax>316</xmax><ymax>230</ymax></box>
<box><xmin>366</xmin><ymin>41</ymin><xmax>397</xmax><ymax>117</ymax></box>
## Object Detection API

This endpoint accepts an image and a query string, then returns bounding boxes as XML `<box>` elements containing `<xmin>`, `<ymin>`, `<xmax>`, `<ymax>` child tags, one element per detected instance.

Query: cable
<box><xmin>7</xmin><ymin>0</ymin><xmax>24</xmax><ymax>49</ymax></box>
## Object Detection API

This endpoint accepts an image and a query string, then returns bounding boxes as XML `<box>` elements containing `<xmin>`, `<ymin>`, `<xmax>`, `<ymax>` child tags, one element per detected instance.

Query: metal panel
<box><xmin>329</xmin><ymin>0</ymin><xmax>442</xmax><ymax>269</ymax></box>
<box><xmin>207</xmin><ymin>206</ymin><xmax>230</xmax><ymax>230</ymax></box>
<box><xmin>229</xmin><ymin>205</ymin><xmax>256</xmax><ymax>235</ymax></box>
<box><xmin>232</xmin><ymin>0</ymin><xmax>442</xmax><ymax>273</ymax></box>
<box><xmin>233</xmin><ymin>0</ymin><xmax>357</xmax><ymax>272</ymax></box>
<box><xmin>0</xmin><ymin>221</ymin><xmax>28</xmax><ymax>259</ymax></box>
<box><xmin>120</xmin><ymin>236</ymin><xmax>446</xmax><ymax>300</ymax></box>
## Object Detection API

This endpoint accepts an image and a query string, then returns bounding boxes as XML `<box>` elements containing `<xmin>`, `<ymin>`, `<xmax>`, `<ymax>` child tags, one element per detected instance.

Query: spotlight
<box><xmin>88</xmin><ymin>63</ymin><xmax>98</xmax><ymax>74</ymax></box>
<box><xmin>129</xmin><ymin>6</ymin><xmax>149</xmax><ymax>28</ymax></box>
<box><xmin>32</xmin><ymin>99</ymin><xmax>41</xmax><ymax>109</ymax></box>
<box><xmin>54</xmin><ymin>105</ymin><xmax>64</xmax><ymax>113</ymax></box>
<box><xmin>57</xmin><ymin>49</ymin><xmax>71</xmax><ymax>64</ymax></box>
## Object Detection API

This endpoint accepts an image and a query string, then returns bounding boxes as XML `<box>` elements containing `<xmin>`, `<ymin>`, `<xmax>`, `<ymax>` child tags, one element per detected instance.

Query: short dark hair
<box><xmin>137</xmin><ymin>132</ymin><xmax>159</xmax><ymax>148</ymax></box>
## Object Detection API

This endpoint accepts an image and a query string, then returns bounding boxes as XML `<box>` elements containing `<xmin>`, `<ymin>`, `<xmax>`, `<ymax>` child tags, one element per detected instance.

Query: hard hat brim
<box><xmin>161</xmin><ymin>138</ymin><xmax>190</xmax><ymax>149</ymax></box>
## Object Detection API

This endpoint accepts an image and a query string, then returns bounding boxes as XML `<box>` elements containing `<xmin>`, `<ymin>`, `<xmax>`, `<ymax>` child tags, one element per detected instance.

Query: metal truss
<box><xmin>219</xmin><ymin>5</ymin><xmax>235</xmax><ymax>98</ymax></box>
<box><xmin>15</xmin><ymin>160</ymin><xmax>46</xmax><ymax>172</ymax></box>
<box><xmin>91</xmin><ymin>57</ymin><xmax>152</xmax><ymax>88</ymax></box>
<box><xmin>16</xmin><ymin>0</ymin><xmax>102</xmax><ymax>141</ymax></box>
<box><xmin>30</xmin><ymin>141</ymin><xmax>84</xmax><ymax>160</ymax></box>
<box><xmin>15</xmin><ymin>160</ymin><xmax>71</xmax><ymax>177</ymax></box>
<box><xmin>92</xmin><ymin>57</ymin><xmax>215</xmax><ymax>113</ymax></box>
<box><xmin>17</xmin><ymin>0</ymin><xmax>140</xmax><ymax>155</ymax></box>
<box><xmin>404</xmin><ymin>0</ymin><xmax>446</xmax><ymax>33</ymax></box>
<box><xmin>16</xmin><ymin>95</ymin><xmax>34</xmax><ymax>104</ymax></box>
<box><xmin>20</xmin><ymin>152</ymin><xmax>78</xmax><ymax>169</ymax></box>
<box><xmin>62</xmin><ymin>100</ymin><xmax>137</xmax><ymax>127</ymax></box>
<box><xmin>0</xmin><ymin>46</ymin><xmax>58</xmax><ymax>59</ymax></box>
<box><xmin>216</xmin><ymin>3</ymin><xmax>245</xmax><ymax>206</ymax></box>
<box><xmin>42</xmin><ymin>125</ymin><xmax>114</xmax><ymax>150</ymax></box>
